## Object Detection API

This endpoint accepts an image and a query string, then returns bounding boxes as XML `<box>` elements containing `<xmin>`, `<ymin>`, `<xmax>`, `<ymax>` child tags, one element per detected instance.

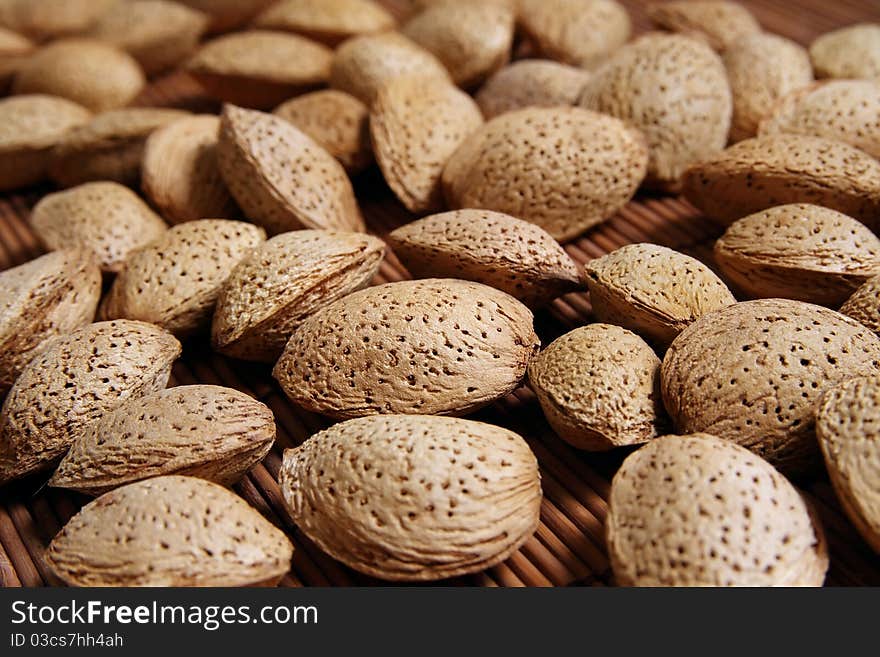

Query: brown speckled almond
<box><xmin>50</xmin><ymin>385</ymin><xmax>275</xmax><ymax>496</ymax></box>
<box><xmin>30</xmin><ymin>182</ymin><xmax>168</xmax><ymax>274</ymax></box>
<box><xmin>0</xmin><ymin>320</ymin><xmax>181</xmax><ymax>484</ymax></box>
<box><xmin>840</xmin><ymin>275</ymin><xmax>880</xmax><ymax>335</ymax></box>
<box><xmin>175</xmin><ymin>0</ymin><xmax>274</xmax><ymax>34</ymax></box>
<box><xmin>212</xmin><ymin>230</ymin><xmax>385</xmax><ymax>363</ymax></box>
<box><xmin>0</xmin><ymin>0</ymin><xmax>118</xmax><ymax>41</ymax></box>
<box><xmin>579</xmin><ymin>33</ymin><xmax>732</xmax><ymax>191</ymax></box>
<box><xmin>0</xmin><ymin>249</ymin><xmax>101</xmax><ymax>391</ymax></box>
<box><xmin>141</xmin><ymin>114</ymin><xmax>240</xmax><ymax>225</ymax></box>
<box><xmin>254</xmin><ymin>0</ymin><xmax>395</xmax><ymax>47</ymax></box>
<box><xmin>274</xmin><ymin>90</ymin><xmax>372</xmax><ymax>174</ymax></box>
<box><xmin>608</xmin><ymin>434</ymin><xmax>828</xmax><ymax>586</ymax></box>
<box><xmin>810</xmin><ymin>23</ymin><xmax>880</xmax><ymax>80</ymax></box>
<box><xmin>585</xmin><ymin>243</ymin><xmax>736</xmax><ymax>348</ymax></box>
<box><xmin>402</xmin><ymin>0</ymin><xmax>514</xmax><ymax>89</ymax></box>
<box><xmin>714</xmin><ymin>204</ymin><xmax>880</xmax><ymax>307</ymax></box>
<box><xmin>100</xmin><ymin>219</ymin><xmax>266</xmax><ymax>338</ymax></box>
<box><xmin>661</xmin><ymin>299</ymin><xmax>880</xmax><ymax>475</ymax></box>
<box><xmin>682</xmin><ymin>135</ymin><xmax>880</xmax><ymax>228</ymax></box>
<box><xmin>48</xmin><ymin>107</ymin><xmax>189</xmax><ymax>188</ymax></box>
<box><xmin>280</xmin><ymin>415</ymin><xmax>541</xmax><ymax>581</ymax></box>
<box><xmin>475</xmin><ymin>59</ymin><xmax>591</xmax><ymax>120</ymax></box>
<box><xmin>442</xmin><ymin>106</ymin><xmax>647</xmax><ymax>242</ymax></box>
<box><xmin>528</xmin><ymin>324</ymin><xmax>666</xmax><ymax>451</ymax></box>
<box><xmin>816</xmin><ymin>376</ymin><xmax>880</xmax><ymax>553</ymax></box>
<box><xmin>13</xmin><ymin>39</ymin><xmax>145</xmax><ymax>113</ymax></box>
<box><xmin>186</xmin><ymin>30</ymin><xmax>332</xmax><ymax>109</ymax></box>
<box><xmin>371</xmin><ymin>76</ymin><xmax>483</xmax><ymax>214</ymax></box>
<box><xmin>46</xmin><ymin>476</ymin><xmax>293</xmax><ymax>587</ymax></box>
<box><xmin>759</xmin><ymin>80</ymin><xmax>880</xmax><ymax>159</ymax></box>
<box><xmin>647</xmin><ymin>0</ymin><xmax>760</xmax><ymax>52</ymax></box>
<box><xmin>387</xmin><ymin>210</ymin><xmax>584</xmax><ymax>307</ymax></box>
<box><xmin>518</xmin><ymin>0</ymin><xmax>630</xmax><ymax>69</ymax></box>
<box><xmin>218</xmin><ymin>104</ymin><xmax>364</xmax><ymax>235</ymax></box>
<box><xmin>273</xmin><ymin>279</ymin><xmax>540</xmax><ymax>419</ymax></box>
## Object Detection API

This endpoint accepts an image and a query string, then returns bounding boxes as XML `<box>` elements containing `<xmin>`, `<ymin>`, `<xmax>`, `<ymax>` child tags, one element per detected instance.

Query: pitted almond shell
<box><xmin>175</xmin><ymin>0</ymin><xmax>275</xmax><ymax>34</ymax></box>
<box><xmin>279</xmin><ymin>414</ymin><xmax>541</xmax><ymax>581</ymax></box>
<box><xmin>475</xmin><ymin>59</ymin><xmax>591</xmax><ymax>120</ymax></box>
<box><xmin>0</xmin><ymin>26</ymin><xmax>34</xmax><ymax>90</ymax></box>
<box><xmin>809</xmin><ymin>23</ymin><xmax>880</xmax><ymax>80</ymax></box>
<box><xmin>840</xmin><ymin>275</ymin><xmax>880</xmax><ymax>335</ymax></box>
<box><xmin>254</xmin><ymin>0</ymin><xmax>395</xmax><ymax>47</ymax></box>
<box><xmin>46</xmin><ymin>475</ymin><xmax>293</xmax><ymax>587</ymax></box>
<box><xmin>647</xmin><ymin>0</ymin><xmax>761</xmax><ymax>52</ymax></box>
<box><xmin>0</xmin><ymin>0</ymin><xmax>119</xmax><ymax>41</ymax></box>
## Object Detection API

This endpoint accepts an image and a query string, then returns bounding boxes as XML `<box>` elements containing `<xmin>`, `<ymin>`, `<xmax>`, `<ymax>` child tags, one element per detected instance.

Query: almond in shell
<box><xmin>647</xmin><ymin>0</ymin><xmax>761</xmax><ymax>52</ymax></box>
<box><xmin>840</xmin><ymin>275</ymin><xmax>880</xmax><ymax>335</ymax></box>
<box><xmin>175</xmin><ymin>0</ymin><xmax>275</xmax><ymax>34</ymax></box>
<box><xmin>809</xmin><ymin>23</ymin><xmax>880</xmax><ymax>80</ymax></box>
<box><xmin>254</xmin><ymin>0</ymin><xmax>395</xmax><ymax>47</ymax></box>
<box><xmin>0</xmin><ymin>26</ymin><xmax>33</xmax><ymax>91</ymax></box>
<box><xmin>0</xmin><ymin>0</ymin><xmax>119</xmax><ymax>41</ymax></box>
<box><xmin>475</xmin><ymin>59</ymin><xmax>591</xmax><ymax>120</ymax></box>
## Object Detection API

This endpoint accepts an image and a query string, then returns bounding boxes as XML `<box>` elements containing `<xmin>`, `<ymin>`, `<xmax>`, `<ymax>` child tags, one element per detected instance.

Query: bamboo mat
<box><xmin>1</xmin><ymin>0</ymin><xmax>879</xmax><ymax>588</ymax></box>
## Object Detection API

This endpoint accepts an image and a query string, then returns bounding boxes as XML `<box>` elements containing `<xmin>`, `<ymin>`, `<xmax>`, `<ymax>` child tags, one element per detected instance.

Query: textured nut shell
<box><xmin>141</xmin><ymin>114</ymin><xmax>240</xmax><ymax>225</ymax></box>
<box><xmin>218</xmin><ymin>105</ymin><xmax>364</xmax><ymax>235</ymax></box>
<box><xmin>273</xmin><ymin>90</ymin><xmax>372</xmax><ymax>174</ymax></box>
<box><xmin>13</xmin><ymin>39</ymin><xmax>145</xmax><ymax>113</ymax></box>
<box><xmin>51</xmin><ymin>385</ymin><xmax>275</xmax><ymax>496</ymax></box>
<box><xmin>585</xmin><ymin>243</ymin><xmax>736</xmax><ymax>348</ymax></box>
<box><xmin>387</xmin><ymin>210</ymin><xmax>584</xmax><ymax>307</ymax></box>
<box><xmin>0</xmin><ymin>0</ymin><xmax>118</xmax><ymax>41</ymax></box>
<box><xmin>715</xmin><ymin>204</ymin><xmax>880</xmax><ymax>307</ymax></box>
<box><xmin>0</xmin><ymin>94</ymin><xmax>91</xmax><ymax>191</ymax></box>
<box><xmin>329</xmin><ymin>32</ymin><xmax>451</xmax><ymax>106</ymax></box>
<box><xmin>0</xmin><ymin>320</ymin><xmax>181</xmax><ymax>484</ymax></box>
<box><xmin>647</xmin><ymin>0</ymin><xmax>761</xmax><ymax>52</ymax></box>
<box><xmin>86</xmin><ymin>0</ymin><xmax>208</xmax><ymax>77</ymax></box>
<box><xmin>840</xmin><ymin>275</ymin><xmax>880</xmax><ymax>335</ymax></box>
<box><xmin>100</xmin><ymin>220</ymin><xmax>266</xmax><ymax>338</ymax></box>
<box><xmin>402</xmin><ymin>1</ymin><xmax>514</xmax><ymax>89</ymax></box>
<box><xmin>30</xmin><ymin>182</ymin><xmax>168</xmax><ymax>274</ymax></box>
<box><xmin>371</xmin><ymin>76</ymin><xmax>483</xmax><ymax>213</ymax></box>
<box><xmin>212</xmin><ymin>230</ymin><xmax>385</xmax><ymax>363</ymax></box>
<box><xmin>607</xmin><ymin>434</ymin><xmax>828</xmax><ymax>586</ymax></box>
<box><xmin>518</xmin><ymin>0</ymin><xmax>631</xmax><ymax>69</ymax></box>
<box><xmin>816</xmin><ymin>377</ymin><xmax>880</xmax><ymax>553</ymax></box>
<box><xmin>723</xmin><ymin>33</ymin><xmax>813</xmax><ymax>143</ymax></box>
<box><xmin>273</xmin><ymin>279</ymin><xmax>540</xmax><ymax>419</ymax></box>
<box><xmin>579</xmin><ymin>33</ymin><xmax>732</xmax><ymax>190</ymax></box>
<box><xmin>475</xmin><ymin>59</ymin><xmax>591</xmax><ymax>120</ymax></box>
<box><xmin>442</xmin><ymin>106</ymin><xmax>647</xmax><ymax>242</ymax></box>
<box><xmin>759</xmin><ymin>80</ymin><xmax>880</xmax><ymax>159</ymax></box>
<box><xmin>681</xmin><ymin>135</ymin><xmax>880</xmax><ymax>228</ymax></box>
<box><xmin>46</xmin><ymin>475</ymin><xmax>293</xmax><ymax>587</ymax></box>
<box><xmin>528</xmin><ymin>324</ymin><xmax>665</xmax><ymax>451</ymax></box>
<box><xmin>661</xmin><ymin>299</ymin><xmax>880</xmax><ymax>475</ymax></box>
<box><xmin>279</xmin><ymin>415</ymin><xmax>541</xmax><ymax>581</ymax></box>
<box><xmin>176</xmin><ymin>0</ymin><xmax>274</xmax><ymax>34</ymax></box>
<box><xmin>0</xmin><ymin>249</ymin><xmax>101</xmax><ymax>390</ymax></box>
<box><xmin>186</xmin><ymin>30</ymin><xmax>332</xmax><ymax>109</ymax></box>
<box><xmin>254</xmin><ymin>0</ymin><xmax>395</xmax><ymax>47</ymax></box>
<box><xmin>48</xmin><ymin>107</ymin><xmax>189</xmax><ymax>188</ymax></box>
<box><xmin>0</xmin><ymin>26</ymin><xmax>33</xmax><ymax>89</ymax></box>
<box><xmin>809</xmin><ymin>23</ymin><xmax>880</xmax><ymax>80</ymax></box>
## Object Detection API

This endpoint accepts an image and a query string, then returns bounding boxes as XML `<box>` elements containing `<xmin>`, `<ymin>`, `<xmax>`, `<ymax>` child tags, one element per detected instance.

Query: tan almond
<box><xmin>274</xmin><ymin>279</ymin><xmax>540</xmax><ymax>419</ymax></box>
<box><xmin>528</xmin><ymin>324</ymin><xmax>666</xmax><ymax>451</ymax></box>
<box><xmin>46</xmin><ymin>476</ymin><xmax>293</xmax><ymax>587</ymax></box>
<box><xmin>608</xmin><ymin>434</ymin><xmax>828</xmax><ymax>586</ymax></box>
<box><xmin>217</xmin><ymin>104</ymin><xmax>364</xmax><ymax>235</ymax></box>
<box><xmin>442</xmin><ymin>106</ymin><xmax>648</xmax><ymax>242</ymax></box>
<box><xmin>661</xmin><ymin>299</ymin><xmax>880</xmax><ymax>475</ymax></box>
<box><xmin>681</xmin><ymin>134</ymin><xmax>880</xmax><ymax>228</ymax></box>
<box><xmin>274</xmin><ymin>90</ymin><xmax>372</xmax><ymax>174</ymax></box>
<box><xmin>579</xmin><ymin>33</ymin><xmax>732</xmax><ymax>191</ymax></box>
<box><xmin>585</xmin><ymin>243</ymin><xmax>736</xmax><ymax>349</ymax></box>
<box><xmin>517</xmin><ymin>0</ymin><xmax>631</xmax><ymax>69</ymax></box>
<box><xmin>141</xmin><ymin>114</ymin><xmax>241</xmax><ymax>225</ymax></box>
<box><xmin>371</xmin><ymin>76</ymin><xmax>483</xmax><ymax>213</ymax></box>
<box><xmin>0</xmin><ymin>94</ymin><xmax>91</xmax><ymax>191</ymax></box>
<box><xmin>30</xmin><ymin>181</ymin><xmax>168</xmax><ymax>274</ymax></box>
<box><xmin>647</xmin><ymin>0</ymin><xmax>761</xmax><ymax>52</ymax></box>
<box><xmin>0</xmin><ymin>249</ymin><xmax>101</xmax><ymax>391</ymax></box>
<box><xmin>810</xmin><ymin>23</ymin><xmax>880</xmax><ymax>80</ymax></box>
<box><xmin>13</xmin><ymin>39</ymin><xmax>146</xmax><ymax>113</ymax></box>
<box><xmin>723</xmin><ymin>33</ymin><xmax>813</xmax><ymax>143</ymax></box>
<box><xmin>475</xmin><ymin>59</ymin><xmax>591</xmax><ymax>120</ymax></box>
<box><xmin>329</xmin><ymin>32</ymin><xmax>451</xmax><ymax>107</ymax></box>
<box><xmin>48</xmin><ymin>107</ymin><xmax>189</xmax><ymax>188</ymax></box>
<box><xmin>212</xmin><ymin>230</ymin><xmax>385</xmax><ymax>363</ymax></box>
<box><xmin>714</xmin><ymin>204</ymin><xmax>880</xmax><ymax>307</ymax></box>
<box><xmin>175</xmin><ymin>0</ymin><xmax>275</xmax><ymax>34</ymax></box>
<box><xmin>840</xmin><ymin>275</ymin><xmax>880</xmax><ymax>335</ymax></box>
<box><xmin>0</xmin><ymin>0</ymin><xmax>119</xmax><ymax>41</ymax></box>
<box><xmin>0</xmin><ymin>320</ymin><xmax>181</xmax><ymax>484</ymax></box>
<box><xmin>387</xmin><ymin>210</ymin><xmax>584</xmax><ymax>307</ymax></box>
<box><xmin>759</xmin><ymin>80</ymin><xmax>880</xmax><ymax>159</ymax></box>
<box><xmin>254</xmin><ymin>0</ymin><xmax>395</xmax><ymax>47</ymax></box>
<box><xmin>279</xmin><ymin>415</ymin><xmax>541</xmax><ymax>581</ymax></box>
<box><xmin>100</xmin><ymin>219</ymin><xmax>266</xmax><ymax>338</ymax></box>
<box><xmin>0</xmin><ymin>26</ymin><xmax>33</xmax><ymax>91</ymax></box>
<box><xmin>50</xmin><ymin>385</ymin><xmax>275</xmax><ymax>496</ymax></box>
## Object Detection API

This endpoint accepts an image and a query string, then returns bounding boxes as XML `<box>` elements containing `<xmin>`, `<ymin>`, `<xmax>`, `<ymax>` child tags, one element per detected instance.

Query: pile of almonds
<box><xmin>0</xmin><ymin>0</ymin><xmax>879</xmax><ymax>588</ymax></box>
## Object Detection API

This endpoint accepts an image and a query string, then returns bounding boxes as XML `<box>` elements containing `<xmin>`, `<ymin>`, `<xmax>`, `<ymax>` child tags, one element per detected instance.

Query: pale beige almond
<box><xmin>254</xmin><ymin>0</ymin><xmax>395</xmax><ymax>47</ymax></box>
<box><xmin>175</xmin><ymin>0</ymin><xmax>275</xmax><ymax>34</ymax></box>
<box><xmin>810</xmin><ymin>23</ymin><xmax>880</xmax><ymax>80</ymax></box>
<box><xmin>0</xmin><ymin>26</ymin><xmax>33</xmax><ymax>91</ymax></box>
<box><xmin>840</xmin><ymin>275</ymin><xmax>880</xmax><ymax>335</ymax></box>
<box><xmin>647</xmin><ymin>0</ymin><xmax>761</xmax><ymax>52</ymax></box>
<box><xmin>0</xmin><ymin>0</ymin><xmax>119</xmax><ymax>41</ymax></box>
<box><xmin>475</xmin><ymin>59</ymin><xmax>591</xmax><ymax>120</ymax></box>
